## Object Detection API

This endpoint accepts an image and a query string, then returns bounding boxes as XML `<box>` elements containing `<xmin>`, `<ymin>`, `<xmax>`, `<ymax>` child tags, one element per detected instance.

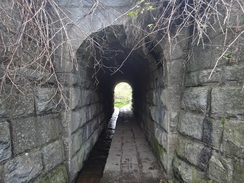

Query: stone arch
<box><xmin>63</xmin><ymin>23</ymin><xmax>187</xmax><ymax>180</ymax></box>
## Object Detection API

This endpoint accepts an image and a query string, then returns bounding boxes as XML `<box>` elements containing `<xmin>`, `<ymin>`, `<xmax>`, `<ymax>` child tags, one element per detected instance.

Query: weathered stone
<box><xmin>161</xmin><ymin>87</ymin><xmax>182</xmax><ymax>111</ymax></box>
<box><xmin>178</xmin><ymin>112</ymin><xmax>204</xmax><ymax>140</ymax></box>
<box><xmin>149</xmin><ymin>105</ymin><xmax>165</xmax><ymax>125</ymax></box>
<box><xmin>70</xmin><ymin>87</ymin><xmax>81</xmax><ymax>110</ymax></box>
<box><xmin>173</xmin><ymin>157</ymin><xmax>192</xmax><ymax>183</ymax></box>
<box><xmin>155</xmin><ymin>127</ymin><xmax>167</xmax><ymax>149</ymax></box>
<box><xmin>176</xmin><ymin>137</ymin><xmax>212</xmax><ymax>171</ymax></box>
<box><xmin>57</xmin><ymin>0</ymin><xmax>133</xmax><ymax>7</ymax></box>
<box><xmin>0</xmin><ymin>121</ymin><xmax>11</xmax><ymax>162</ymax></box>
<box><xmin>36</xmin><ymin>165</ymin><xmax>68</xmax><ymax>183</ymax></box>
<box><xmin>57</xmin><ymin>72</ymin><xmax>80</xmax><ymax>87</ymax></box>
<box><xmin>43</xmin><ymin>140</ymin><xmax>64</xmax><ymax>171</ymax></box>
<box><xmin>223</xmin><ymin>64</ymin><xmax>244</xmax><ymax>82</ymax></box>
<box><xmin>0</xmin><ymin>86</ymin><xmax>34</xmax><ymax>118</ymax></box>
<box><xmin>70</xmin><ymin>154</ymin><xmax>79</xmax><ymax>180</ymax></box>
<box><xmin>12</xmin><ymin>114</ymin><xmax>61</xmax><ymax>154</ymax></box>
<box><xmin>167</xmin><ymin>111</ymin><xmax>179</xmax><ymax>133</ymax></box>
<box><xmin>71</xmin><ymin>129</ymin><xmax>82</xmax><ymax>156</ymax></box>
<box><xmin>209</xmin><ymin>152</ymin><xmax>233</xmax><ymax>183</ymax></box>
<box><xmin>182</xmin><ymin>87</ymin><xmax>209</xmax><ymax>113</ymax></box>
<box><xmin>4</xmin><ymin>151</ymin><xmax>43</xmax><ymax>183</ymax></box>
<box><xmin>198</xmin><ymin>68</ymin><xmax>222</xmax><ymax>84</ymax></box>
<box><xmin>35</xmin><ymin>87</ymin><xmax>56</xmax><ymax>114</ymax></box>
<box><xmin>185</xmin><ymin>64</ymin><xmax>223</xmax><ymax>87</ymax></box>
<box><xmin>211</xmin><ymin>86</ymin><xmax>244</xmax><ymax>117</ymax></box>
<box><xmin>68</xmin><ymin>107</ymin><xmax>89</xmax><ymax>133</ymax></box>
<box><xmin>90</xmin><ymin>117</ymin><xmax>100</xmax><ymax>133</ymax></box>
<box><xmin>187</xmin><ymin>44</ymin><xmax>215</xmax><ymax>72</ymax></box>
<box><xmin>167</xmin><ymin>60</ymin><xmax>184</xmax><ymax>86</ymax></box>
<box><xmin>222</xmin><ymin>121</ymin><xmax>244</xmax><ymax>158</ymax></box>
<box><xmin>203</xmin><ymin>119</ymin><xmax>223</xmax><ymax>149</ymax></box>
<box><xmin>173</xmin><ymin>157</ymin><xmax>212</xmax><ymax>183</ymax></box>
<box><xmin>76</xmin><ymin>146</ymin><xmax>85</xmax><ymax>169</ymax></box>
<box><xmin>185</xmin><ymin>71</ymin><xmax>199</xmax><ymax>87</ymax></box>
<box><xmin>233</xmin><ymin>160</ymin><xmax>244</xmax><ymax>183</ymax></box>
<box><xmin>80</xmin><ymin>89</ymin><xmax>90</xmax><ymax>106</ymax></box>
<box><xmin>0</xmin><ymin>165</ymin><xmax>3</xmax><ymax>183</ymax></box>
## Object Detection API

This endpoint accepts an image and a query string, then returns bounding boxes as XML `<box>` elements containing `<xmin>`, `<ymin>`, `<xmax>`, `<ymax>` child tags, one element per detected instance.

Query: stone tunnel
<box><xmin>0</xmin><ymin>0</ymin><xmax>244</xmax><ymax>183</ymax></box>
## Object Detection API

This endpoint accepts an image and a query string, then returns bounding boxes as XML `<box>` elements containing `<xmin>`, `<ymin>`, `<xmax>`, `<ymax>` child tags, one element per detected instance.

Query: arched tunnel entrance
<box><xmin>71</xmin><ymin>24</ymin><xmax>176</xmax><ymax>182</ymax></box>
<box><xmin>77</xmin><ymin>24</ymin><xmax>163</xmax><ymax>121</ymax></box>
<box><xmin>114</xmin><ymin>82</ymin><xmax>132</xmax><ymax>109</ymax></box>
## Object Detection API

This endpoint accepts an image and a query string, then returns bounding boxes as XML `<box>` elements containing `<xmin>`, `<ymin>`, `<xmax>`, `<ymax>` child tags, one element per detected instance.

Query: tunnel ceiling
<box><xmin>78</xmin><ymin>25</ymin><xmax>157</xmax><ymax>90</ymax></box>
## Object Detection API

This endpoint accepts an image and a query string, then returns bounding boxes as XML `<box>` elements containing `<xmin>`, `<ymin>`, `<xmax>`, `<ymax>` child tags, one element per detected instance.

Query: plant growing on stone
<box><xmin>124</xmin><ymin>0</ymin><xmax>244</xmax><ymax>78</ymax></box>
<box><xmin>0</xmin><ymin>0</ymin><xmax>243</xmax><ymax>108</ymax></box>
<box><xmin>0</xmin><ymin>0</ymin><xmax>78</xmax><ymax>109</ymax></box>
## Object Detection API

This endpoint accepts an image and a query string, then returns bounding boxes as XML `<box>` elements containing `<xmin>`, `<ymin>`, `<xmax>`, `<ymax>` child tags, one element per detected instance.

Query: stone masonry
<box><xmin>0</xmin><ymin>0</ymin><xmax>243</xmax><ymax>182</ymax></box>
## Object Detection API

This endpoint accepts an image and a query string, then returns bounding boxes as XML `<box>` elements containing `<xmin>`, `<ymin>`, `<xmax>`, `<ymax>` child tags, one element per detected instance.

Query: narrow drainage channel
<box><xmin>75</xmin><ymin>108</ymin><xmax>119</xmax><ymax>183</ymax></box>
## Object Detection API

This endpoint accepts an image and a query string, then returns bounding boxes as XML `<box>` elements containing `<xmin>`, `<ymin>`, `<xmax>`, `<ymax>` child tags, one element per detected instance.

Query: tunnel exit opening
<box><xmin>114</xmin><ymin>82</ymin><xmax>132</xmax><ymax>110</ymax></box>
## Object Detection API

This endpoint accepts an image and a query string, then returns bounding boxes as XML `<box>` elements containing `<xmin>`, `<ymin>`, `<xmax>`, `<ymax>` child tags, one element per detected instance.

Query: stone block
<box><xmin>149</xmin><ymin>105</ymin><xmax>165</xmax><ymax>125</ymax></box>
<box><xmin>77</xmin><ymin>146</ymin><xmax>85</xmax><ymax>169</ymax></box>
<box><xmin>179</xmin><ymin>114</ymin><xmax>223</xmax><ymax>148</ymax></box>
<box><xmin>223</xmin><ymin>63</ymin><xmax>244</xmax><ymax>82</ymax></box>
<box><xmin>0</xmin><ymin>121</ymin><xmax>11</xmax><ymax>162</ymax></box>
<box><xmin>82</xmin><ymin>124</ymin><xmax>90</xmax><ymax>143</ymax></box>
<box><xmin>155</xmin><ymin>127</ymin><xmax>167</xmax><ymax>149</ymax></box>
<box><xmin>198</xmin><ymin>68</ymin><xmax>222</xmax><ymax>84</ymax></box>
<box><xmin>34</xmin><ymin>165</ymin><xmax>68</xmax><ymax>183</ymax></box>
<box><xmin>12</xmin><ymin>114</ymin><xmax>61</xmax><ymax>154</ymax></box>
<box><xmin>71</xmin><ymin>129</ymin><xmax>82</xmax><ymax>156</ymax></box>
<box><xmin>70</xmin><ymin>155</ymin><xmax>79</xmax><ymax>180</ymax></box>
<box><xmin>181</xmin><ymin>87</ymin><xmax>209</xmax><ymax>113</ymax></box>
<box><xmin>203</xmin><ymin>119</ymin><xmax>223</xmax><ymax>149</ymax></box>
<box><xmin>57</xmin><ymin>72</ymin><xmax>80</xmax><ymax>87</ymax></box>
<box><xmin>68</xmin><ymin>107</ymin><xmax>88</xmax><ymax>133</ymax></box>
<box><xmin>90</xmin><ymin>117</ymin><xmax>100</xmax><ymax>133</ymax></box>
<box><xmin>35</xmin><ymin>87</ymin><xmax>56</xmax><ymax>114</ymax></box>
<box><xmin>176</xmin><ymin>137</ymin><xmax>212</xmax><ymax>171</ymax></box>
<box><xmin>69</xmin><ymin>110</ymin><xmax>81</xmax><ymax>133</ymax></box>
<box><xmin>222</xmin><ymin>121</ymin><xmax>244</xmax><ymax>158</ymax></box>
<box><xmin>173</xmin><ymin>157</ymin><xmax>192</xmax><ymax>183</ymax></box>
<box><xmin>43</xmin><ymin>140</ymin><xmax>64</xmax><ymax>171</ymax></box>
<box><xmin>211</xmin><ymin>87</ymin><xmax>244</xmax><ymax>117</ymax></box>
<box><xmin>161</xmin><ymin>87</ymin><xmax>182</xmax><ymax>110</ymax></box>
<box><xmin>233</xmin><ymin>160</ymin><xmax>244</xmax><ymax>183</ymax></box>
<box><xmin>0</xmin><ymin>165</ymin><xmax>3</xmax><ymax>183</ymax></box>
<box><xmin>187</xmin><ymin>44</ymin><xmax>215</xmax><ymax>72</ymax></box>
<box><xmin>81</xmin><ymin>89</ymin><xmax>91</xmax><ymax>106</ymax></box>
<box><xmin>178</xmin><ymin>112</ymin><xmax>204</xmax><ymax>140</ymax></box>
<box><xmin>70</xmin><ymin>87</ymin><xmax>81</xmax><ymax>110</ymax></box>
<box><xmin>167</xmin><ymin>60</ymin><xmax>184</xmax><ymax>86</ymax></box>
<box><xmin>161</xmin><ymin>111</ymin><xmax>179</xmax><ymax>133</ymax></box>
<box><xmin>0</xmin><ymin>86</ymin><xmax>34</xmax><ymax>118</ymax></box>
<box><xmin>185</xmin><ymin>71</ymin><xmax>199</xmax><ymax>87</ymax></box>
<box><xmin>4</xmin><ymin>151</ymin><xmax>43</xmax><ymax>183</ymax></box>
<box><xmin>209</xmin><ymin>152</ymin><xmax>233</xmax><ymax>183</ymax></box>
<box><xmin>173</xmin><ymin>157</ymin><xmax>211</xmax><ymax>183</ymax></box>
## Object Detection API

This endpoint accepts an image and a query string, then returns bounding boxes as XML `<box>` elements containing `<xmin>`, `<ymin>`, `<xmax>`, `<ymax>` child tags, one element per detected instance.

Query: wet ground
<box><xmin>76</xmin><ymin>107</ymin><xmax>167</xmax><ymax>183</ymax></box>
<box><xmin>75</xmin><ymin>108</ymin><xmax>119</xmax><ymax>183</ymax></box>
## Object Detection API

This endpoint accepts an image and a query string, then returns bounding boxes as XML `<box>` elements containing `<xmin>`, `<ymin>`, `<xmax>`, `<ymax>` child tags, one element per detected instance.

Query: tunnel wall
<box><xmin>64</xmin><ymin>47</ymin><xmax>114</xmax><ymax>180</ymax></box>
<box><xmin>173</xmin><ymin>21</ymin><xmax>244</xmax><ymax>182</ymax></box>
<box><xmin>133</xmin><ymin>29</ymin><xmax>188</xmax><ymax>175</ymax></box>
<box><xmin>0</xmin><ymin>0</ymin><xmax>133</xmax><ymax>182</ymax></box>
<box><xmin>0</xmin><ymin>81</ymin><xmax>68</xmax><ymax>182</ymax></box>
<box><xmin>0</xmin><ymin>1</ymin><xmax>243</xmax><ymax>183</ymax></box>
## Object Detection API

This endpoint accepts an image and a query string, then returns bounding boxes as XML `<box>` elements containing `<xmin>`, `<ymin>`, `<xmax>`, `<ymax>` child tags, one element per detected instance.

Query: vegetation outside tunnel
<box><xmin>114</xmin><ymin>82</ymin><xmax>132</xmax><ymax>108</ymax></box>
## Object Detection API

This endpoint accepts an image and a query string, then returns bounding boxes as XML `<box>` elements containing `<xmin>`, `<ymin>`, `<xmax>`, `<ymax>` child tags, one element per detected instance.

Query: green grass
<box><xmin>114</xmin><ymin>82</ymin><xmax>132</xmax><ymax>108</ymax></box>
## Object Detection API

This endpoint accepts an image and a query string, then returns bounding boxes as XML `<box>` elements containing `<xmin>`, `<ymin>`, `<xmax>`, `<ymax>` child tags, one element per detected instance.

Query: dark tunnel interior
<box><xmin>77</xmin><ymin>25</ymin><xmax>161</xmax><ymax>120</ymax></box>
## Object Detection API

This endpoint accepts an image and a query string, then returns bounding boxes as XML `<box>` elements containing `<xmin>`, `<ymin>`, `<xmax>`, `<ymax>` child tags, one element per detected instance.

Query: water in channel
<box><xmin>75</xmin><ymin>108</ymin><xmax>119</xmax><ymax>183</ymax></box>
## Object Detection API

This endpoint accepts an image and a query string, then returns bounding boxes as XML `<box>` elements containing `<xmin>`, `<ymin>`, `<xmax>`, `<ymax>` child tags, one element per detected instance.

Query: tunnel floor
<box><xmin>76</xmin><ymin>107</ymin><xmax>167</xmax><ymax>183</ymax></box>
